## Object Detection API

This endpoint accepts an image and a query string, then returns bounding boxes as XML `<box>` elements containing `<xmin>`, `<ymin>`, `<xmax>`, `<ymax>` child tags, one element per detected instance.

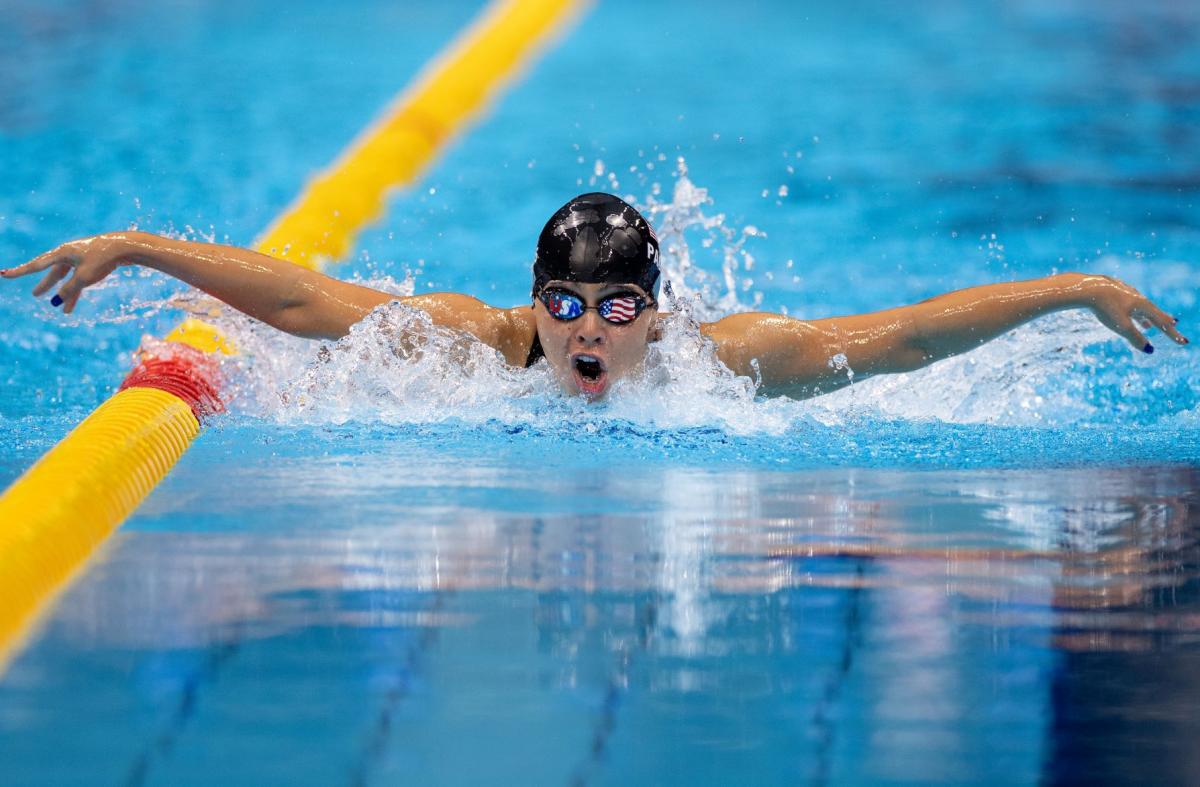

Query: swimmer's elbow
<box><xmin>879</xmin><ymin>311</ymin><xmax>933</xmax><ymax>374</ymax></box>
<box><xmin>883</xmin><ymin>340</ymin><xmax>934</xmax><ymax>374</ymax></box>
<box><xmin>271</xmin><ymin>303</ymin><xmax>355</xmax><ymax>340</ymax></box>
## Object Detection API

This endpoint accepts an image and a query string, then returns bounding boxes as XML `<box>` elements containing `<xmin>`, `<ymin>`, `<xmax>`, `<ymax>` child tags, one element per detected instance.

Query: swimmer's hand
<box><xmin>704</xmin><ymin>272</ymin><xmax>1188</xmax><ymax>399</ymax></box>
<box><xmin>1076</xmin><ymin>273</ymin><xmax>1188</xmax><ymax>353</ymax></box>
<box><xmin>2</xmin><ymin>232</ymin><xmax>402</xmax><ymax>327</ymax></box>
<box><xmin>2</xmin><ymin>234</ymin><xmax>127</xmax><ymax>314</ymax></box>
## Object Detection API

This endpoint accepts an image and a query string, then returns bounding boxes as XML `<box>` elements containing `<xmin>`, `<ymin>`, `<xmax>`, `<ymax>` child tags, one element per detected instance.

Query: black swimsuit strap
<box><xmin>523</xmin><ymin>333</ymin><xmax>545</xmax><ymax>368</ymax></box>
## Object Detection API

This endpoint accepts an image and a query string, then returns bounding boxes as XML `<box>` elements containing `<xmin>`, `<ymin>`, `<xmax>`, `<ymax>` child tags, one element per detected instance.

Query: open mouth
<box><xmin>571</xmin><ymin>353</ymin><xmax>608</xmax><ymax>396</ymax></box>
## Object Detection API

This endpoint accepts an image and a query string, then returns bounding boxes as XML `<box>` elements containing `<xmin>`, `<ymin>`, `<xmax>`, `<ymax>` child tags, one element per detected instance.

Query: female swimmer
<box><xmin>1</xmin><ymin>192</ymin><xmax>1188</xmax><ymax>399</ymax></box>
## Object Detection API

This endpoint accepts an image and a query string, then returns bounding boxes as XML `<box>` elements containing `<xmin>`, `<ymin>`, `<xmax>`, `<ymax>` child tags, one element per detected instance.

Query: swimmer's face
<box><xmin>533</xmin><ymin>281</ymin><xmax>658</xmax><ymax>400</ymax></box>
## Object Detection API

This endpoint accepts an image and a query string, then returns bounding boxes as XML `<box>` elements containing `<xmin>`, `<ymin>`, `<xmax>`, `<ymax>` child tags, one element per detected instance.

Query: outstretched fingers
<box><xmin>2</xmin><ymin>248</ymin><xmax>79</xmax><ymax>280</ymax></box>
<box><xmin>1133</xmin><ymin>299</ymin><xmax>1188</xmax><ymax>346</ymax></box>
<box><xmin>1111</xmin><ymin>313</ymin><xmax>1153</xmax><ymax>353</ymax></box>
<box><xmin>56</xmin><ymin>268</ymin><xmax>93</xmax><ymax>314</ymax></box>
<box><xmin>32</xmin><ymin>262</ymin><xmax>71</xmax><ymax>296</ymax></box>
<box><xmin>2</xmin><ymin>240</ymin><xmax>119</xmax><ymax>312</ymax></box>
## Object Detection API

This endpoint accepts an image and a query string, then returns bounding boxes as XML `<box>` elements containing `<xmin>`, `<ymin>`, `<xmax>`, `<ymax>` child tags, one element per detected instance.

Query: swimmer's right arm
<box><xmin>1</xmin><ymin>233</ymin><xmax>534</xmax><ymax>362</ymax></box>
<box><xmin>2</xmin><ymin>231</ymin><xmax>391</xmax><ymax>336</ymax></box>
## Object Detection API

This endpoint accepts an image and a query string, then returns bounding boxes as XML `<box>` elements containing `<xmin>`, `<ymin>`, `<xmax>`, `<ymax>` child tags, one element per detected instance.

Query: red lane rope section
<box><xmin>119</xmin><ymin>344</ymin><xmax>225</xmax><ymax>421</ymax></box>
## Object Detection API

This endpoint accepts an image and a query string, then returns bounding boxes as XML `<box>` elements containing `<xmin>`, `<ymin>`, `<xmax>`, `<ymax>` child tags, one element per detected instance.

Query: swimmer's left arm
<box><xmin>703</xmin><ymin>273</ymin><xmax>1188</xmax><ymax>398</ymax></box>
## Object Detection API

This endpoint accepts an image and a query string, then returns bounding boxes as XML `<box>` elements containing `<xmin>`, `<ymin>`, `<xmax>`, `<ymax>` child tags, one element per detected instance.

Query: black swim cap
<box><xmin>532</xmin><ymin>192</ymin><xmax>660</xmax><ymax>299</ymax></box>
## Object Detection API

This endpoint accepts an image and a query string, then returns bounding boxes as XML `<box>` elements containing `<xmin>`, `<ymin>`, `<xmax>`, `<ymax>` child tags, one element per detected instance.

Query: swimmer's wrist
<box><xmin>1066</xmin><ymin>271</ymin><xmax>1134</xmax><ymax>311</ymax></box>
<box><xmin>1047</xmin><ymin>272</ymin><xmax>1100</xmax><ymax>308</ymax></box>
<box><xmin>95</xmin><ymin>231</ymin><xmax>171</xmax><ymax>270</ymax></box>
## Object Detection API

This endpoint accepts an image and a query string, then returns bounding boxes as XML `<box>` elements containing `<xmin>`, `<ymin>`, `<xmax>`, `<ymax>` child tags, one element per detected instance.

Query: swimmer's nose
<box><xmin>574</xmin><ymin>312</ymin><xmax>607</xmax><ymax>346</ymax></box>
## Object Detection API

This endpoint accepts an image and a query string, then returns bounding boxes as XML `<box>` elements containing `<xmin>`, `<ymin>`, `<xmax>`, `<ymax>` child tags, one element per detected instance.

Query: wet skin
<box><xmin>2</xmin><ymin>231</ymin><xmax>1190</xmax><ymax>402</ymax></box>
<box><xmin>530</xmin><ymin>281</ymin><xmax>658</xmax><ymax>399</ymax></box>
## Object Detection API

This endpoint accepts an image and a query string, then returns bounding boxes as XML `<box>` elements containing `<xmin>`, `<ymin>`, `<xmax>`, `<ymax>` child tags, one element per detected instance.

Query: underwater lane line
<box><xmin>0</xmin><ymin>0</ymin><xmax>591</xmax><ymax>672</ymax></box>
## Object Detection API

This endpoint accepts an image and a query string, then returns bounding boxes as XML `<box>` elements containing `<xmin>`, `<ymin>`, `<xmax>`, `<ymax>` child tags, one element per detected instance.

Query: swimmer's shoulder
<box><xmin>398</xmin><ymin>293</ymin><xmax>535</xmax><ymax>366</ymax></box>
<box><xmin>493</xmin><ymin>304</ymin><xmax>538</xmax><ymax>366</ymax></box>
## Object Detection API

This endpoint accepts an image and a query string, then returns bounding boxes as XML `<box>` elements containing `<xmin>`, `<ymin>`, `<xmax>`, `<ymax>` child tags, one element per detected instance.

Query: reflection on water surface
<box><xmin>2</xmin><ymin>461</ymin><xmax>1197</xmax><ymax>785</ymax></box>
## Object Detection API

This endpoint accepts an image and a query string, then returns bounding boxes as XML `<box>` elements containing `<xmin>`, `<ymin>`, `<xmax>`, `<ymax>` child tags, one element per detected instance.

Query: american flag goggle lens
<box><xmin>538</xmin><ymin>289</ymin><xmax>649</xmax><ymax>325</ymax></box>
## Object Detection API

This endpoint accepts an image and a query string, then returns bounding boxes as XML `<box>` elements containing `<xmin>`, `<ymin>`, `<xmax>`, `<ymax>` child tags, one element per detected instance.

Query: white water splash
<box><xmin>162</xmin><ymin>167</ymin><xmax>1191</xmax><ymax>434</ymax></box>
<box><xmin>808</xmin><ymin>311</ymin><xmax>1116</xmax><ymax>426</ymax></box>
<box><xmin>641</xmin><ymin>157</ymin><xmax>764</xmax><ymax>321</ymax></box>
<box><xmin>215</xmin><ymin>295</ymin><xmax>795</xmax><ymax>434</ymax></box>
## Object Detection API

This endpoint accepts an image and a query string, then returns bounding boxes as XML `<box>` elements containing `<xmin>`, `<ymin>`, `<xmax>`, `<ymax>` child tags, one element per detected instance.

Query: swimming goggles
<box><xmin>537</xmin><ymin>287</ymin><xmax>654</xmax><ymax>325</ymax></box>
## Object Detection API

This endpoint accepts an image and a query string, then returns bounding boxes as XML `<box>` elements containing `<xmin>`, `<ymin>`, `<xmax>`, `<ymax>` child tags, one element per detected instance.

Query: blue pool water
<box><xmin>2</xmin><ymin>0</ymin><xmax>1199</xmax><ymax>784</ymax></box>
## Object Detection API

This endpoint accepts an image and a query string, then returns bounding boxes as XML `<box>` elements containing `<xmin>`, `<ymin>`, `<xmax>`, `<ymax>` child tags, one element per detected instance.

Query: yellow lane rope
<box><xmin>257</xmin><ymin>0</ymin><xmax>590</xmax><ymax>268</ymax></box>
<box><xmin>0</xmin><ymin>0</ymin><xmax>588</xmax><ymax>671</ymax></box>
<box><xmin>0</xmin><ymin>388</ymin><xmax>200</xmax><ymax>658</ymax></box>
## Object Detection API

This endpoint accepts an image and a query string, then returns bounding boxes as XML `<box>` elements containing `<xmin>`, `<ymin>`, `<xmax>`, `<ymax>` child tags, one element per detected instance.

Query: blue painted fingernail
<box><xmin>1143</xmin><ymin>342</ymin><xmax>1154</xmax><ymax>354</ymax></box>
<box><xmin>50</xmin><ymin>294</ymin><xmax>62</xmax><ymax>307</ymax></box>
